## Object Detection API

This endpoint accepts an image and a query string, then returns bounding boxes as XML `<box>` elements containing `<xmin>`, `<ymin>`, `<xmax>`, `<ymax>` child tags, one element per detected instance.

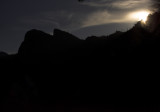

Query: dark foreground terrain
<box><xmin>1</xmin><ymin>12</ymin><xmax>160</xmax><ymax>111</ymax></box>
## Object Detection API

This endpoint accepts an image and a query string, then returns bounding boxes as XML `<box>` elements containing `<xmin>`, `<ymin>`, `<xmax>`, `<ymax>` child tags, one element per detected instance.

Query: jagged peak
<box><xmin>53</xmin><ymin>29</ymin><xmax>80</xmax><ymax>41</ymax></box>
<box><xmin>24</xmin><ymin>29</ymin><xmax>52</xmax><ymax>42</ymax></box>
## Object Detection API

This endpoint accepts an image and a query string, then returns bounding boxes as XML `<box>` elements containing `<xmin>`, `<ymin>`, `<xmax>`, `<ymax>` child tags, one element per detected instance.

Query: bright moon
<box><xmin>130</xmin><ymin>11</ymin><xmax>150</xmax><ymax>23</ymax></box>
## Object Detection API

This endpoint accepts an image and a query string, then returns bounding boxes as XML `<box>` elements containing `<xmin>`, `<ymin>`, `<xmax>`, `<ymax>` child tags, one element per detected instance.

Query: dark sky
<box><xmin>0</xmin><ymin>0</ymin><xmax>156</xmax><ymax>53</ymax></box>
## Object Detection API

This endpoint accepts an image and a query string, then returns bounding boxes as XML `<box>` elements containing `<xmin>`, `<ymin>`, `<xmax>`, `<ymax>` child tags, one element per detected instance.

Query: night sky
<box><xmin>0</xmin><ymin>0</ymin><xmax>156</xmax><ymax>53</ymax></box>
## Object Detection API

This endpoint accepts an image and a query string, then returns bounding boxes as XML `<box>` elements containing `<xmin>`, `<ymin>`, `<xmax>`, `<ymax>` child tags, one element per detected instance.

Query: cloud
<box><xmin>82</xmin><ymin>10</ymin><xmax>111</xmax><ymax>27</ymax></box>
<box><xmin>81</xmin><ymin>10</ymin><xmax>136</xmax><ymax>27</ymax></box>
<box><xmin>3</xmin><ymin>0</ymin><xmax>153</xmax><ymax>32</ymax></box>
<box><xmin>150</xmin><ymin>0</ymin><xmax>160</xmax><ymax>11</ymax></box>
<box><xmin>81</xmin><ymin>0</ymin><xmax>151</xmax><ymax>10</ymax></box>
<box><xmin>111</xmin><ymin>0</ymin><xmax>151</xmax><ymax>9</ymax></box>
<box><xmin>79</xmin><ymin>0</ymin><xmax>153</xmax><ymax>27</ymax></box>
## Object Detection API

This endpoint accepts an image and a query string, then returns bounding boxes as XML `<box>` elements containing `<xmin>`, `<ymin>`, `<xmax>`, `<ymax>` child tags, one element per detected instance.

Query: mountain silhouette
<box><xmin>1</xmin><ymin>11</ymin><xmax>160</xmax><ymax>111</ymax></box>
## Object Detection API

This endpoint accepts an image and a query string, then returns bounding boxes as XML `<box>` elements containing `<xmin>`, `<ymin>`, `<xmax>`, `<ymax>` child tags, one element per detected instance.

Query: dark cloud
<box><xmin>81</xmin><ymin>0</ymin><xmax>151</xmax><ymax>10</ymax></box>
<box><xmin>151</xmin><ymin>0</ymin><xmax>160</xmax><ymax>11</ymax></box>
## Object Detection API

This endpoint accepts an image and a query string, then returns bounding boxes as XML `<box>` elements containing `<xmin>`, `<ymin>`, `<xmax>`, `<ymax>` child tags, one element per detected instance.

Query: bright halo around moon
<box><xmin>130</xmin><ymin>11</ymin><xmax>150</xmax><ymax>23</ymax></box>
